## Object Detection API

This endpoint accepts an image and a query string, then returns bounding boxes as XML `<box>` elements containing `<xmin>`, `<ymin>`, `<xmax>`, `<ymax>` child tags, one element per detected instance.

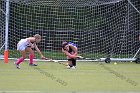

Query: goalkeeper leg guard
<box><xmin>68</xmin><ymin>59</ymin><xmax>73</xmax><ymax>67</ymax></box>
<box><xmin>72</xmin><ymin>58</ymin><xmax>76</xmax><ymax>66</ymax></box>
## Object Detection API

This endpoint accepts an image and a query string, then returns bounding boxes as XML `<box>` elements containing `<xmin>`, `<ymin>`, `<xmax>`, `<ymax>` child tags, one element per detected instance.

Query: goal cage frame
<box><xmin>0</xmin><ymin>0</ymin><xmax>140</xmax><ymax>63</ymax></box>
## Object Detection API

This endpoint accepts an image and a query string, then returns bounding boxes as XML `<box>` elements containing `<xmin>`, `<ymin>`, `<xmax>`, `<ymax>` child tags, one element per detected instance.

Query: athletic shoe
<box><xmin>71</xmin><ymin>66</ymin><xmax>76</xmax><ymax>69</ymax></box>
<box><xmin>29</xmin><ymin>64</ymin><xmax>38</xmax><ymax>66</ymax></box>
<box><xmin>67</xmin><ymin>65</ymin><xmax>71</xmax><ymax>69</ymax></box>
<box><xmin>15</xmin><ymin>63</ymin><xmax>20</xmax><ymax>69</ymax></box>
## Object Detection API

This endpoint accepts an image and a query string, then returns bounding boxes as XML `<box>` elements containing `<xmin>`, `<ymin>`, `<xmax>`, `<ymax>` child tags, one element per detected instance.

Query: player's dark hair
<box><xmin>62</xmin><ymin>42</ymin><xmax>68</xmax><ymax>49</ymax></box>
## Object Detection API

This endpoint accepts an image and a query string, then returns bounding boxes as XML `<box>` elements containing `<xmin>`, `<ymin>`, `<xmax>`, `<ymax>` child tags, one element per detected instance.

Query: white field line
<box><xmin>0</xmin><ymin>91</ymin><xmax>41</xmax><ymax>93</ymax></box>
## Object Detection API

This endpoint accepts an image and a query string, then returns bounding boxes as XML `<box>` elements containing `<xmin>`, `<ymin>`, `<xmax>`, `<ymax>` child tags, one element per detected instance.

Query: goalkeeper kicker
<box><xmin>62</xmin><ymin>41</ymin><xmax>82</xmax><ymax>69</ymax></box>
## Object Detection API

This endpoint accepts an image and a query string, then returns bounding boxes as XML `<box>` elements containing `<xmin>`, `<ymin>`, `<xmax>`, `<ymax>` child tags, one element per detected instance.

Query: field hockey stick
<box><xmin>41</xmin><ymin>58</ymin><xmax>58</xmax><ymax>62</ymax></box>
<box><xmin>41</xmin><ymin>58</ymin><xmax>67</xmax><ymax>66</ymax></box>
<box><xmin>56</xmin><ymin>61</ymin><xmax>67</xmax><ymax>66</ymax></box>
<box><xmin>77</xmin><ymin>56</ymin><xmax>96</xmax><ymax>60</ymax></box>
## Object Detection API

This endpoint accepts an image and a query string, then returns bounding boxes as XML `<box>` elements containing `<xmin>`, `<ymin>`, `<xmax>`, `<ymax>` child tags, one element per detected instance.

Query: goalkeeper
<box><xmin>15</xmin><ymin>34</ymin><xmax>46</xmax><ymax>69</ymax></box>
<box><xmin>62</xmin><ymin>41</ymin><xmax>80</xmax><ymax>69</ymax></box>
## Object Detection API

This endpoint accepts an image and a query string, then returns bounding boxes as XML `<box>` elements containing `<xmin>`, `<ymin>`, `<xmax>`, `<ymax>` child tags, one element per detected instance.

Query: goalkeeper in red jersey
<box><xmin>15</xmin><ymin>34</ymin><xmax>46</xmax><ymax>69</ymax></box>
<box><xmin>62</xmin><ymin>41</ymin><xmax>81</xmax><ymax>69</ymax></box>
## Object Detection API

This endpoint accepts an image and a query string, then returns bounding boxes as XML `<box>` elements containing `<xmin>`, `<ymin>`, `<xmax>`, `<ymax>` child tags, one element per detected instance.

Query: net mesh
<box><xmin>0</xmin><ymin>0</ymin><xmax>5</xmax><ymax>55</ymax></box>
<box><xmin>0</xmin><ymin>0</ymin><xmax>140</xmax><ymax>60</ymax></box>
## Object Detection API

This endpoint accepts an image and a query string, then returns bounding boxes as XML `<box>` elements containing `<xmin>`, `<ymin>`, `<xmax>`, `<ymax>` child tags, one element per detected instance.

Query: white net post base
<box><xmin>100</xmin><ymin>58</ymin><xmax>140</xmax><ymax>64</ymax></box>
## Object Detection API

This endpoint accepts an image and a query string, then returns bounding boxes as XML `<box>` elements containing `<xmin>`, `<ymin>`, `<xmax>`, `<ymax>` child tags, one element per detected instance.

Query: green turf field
<box><xmin>0</xmin><ymin>60</ymin><xmax>140</xmax><ymax>93</ymax></box>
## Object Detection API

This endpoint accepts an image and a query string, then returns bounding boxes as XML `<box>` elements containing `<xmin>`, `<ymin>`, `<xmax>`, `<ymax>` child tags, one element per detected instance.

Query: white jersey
<box><xmin>17</xmin><ymin>39</ymin><xmax>29</xmax><ymax>51</ymax></box>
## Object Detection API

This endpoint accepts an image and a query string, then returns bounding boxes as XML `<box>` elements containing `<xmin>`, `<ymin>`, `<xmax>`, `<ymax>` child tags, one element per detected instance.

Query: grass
<box><xmin>0</xmin><ymin>60</ymin><xmax>140</xmax><ymax>93</ymax></box>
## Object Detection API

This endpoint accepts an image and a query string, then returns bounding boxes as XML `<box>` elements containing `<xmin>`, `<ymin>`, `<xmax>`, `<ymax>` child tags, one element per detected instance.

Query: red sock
<box><xmin>16</xmin><ymin>57</ymin><xmax>24</xmax><ymax>65</ymax></box>
<box><xmin>29</xmin><ymin>53</ymin><xmax>34</xmax><ymax>64</ymax></box>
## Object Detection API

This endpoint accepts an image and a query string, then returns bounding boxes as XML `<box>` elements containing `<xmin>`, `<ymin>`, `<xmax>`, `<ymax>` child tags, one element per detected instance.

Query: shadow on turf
<box><xmin>99</xmin><ymin>63</ymin><xmax>138</xmax><ymax>86</ymax></box>
<box><xmin>21</xmin><ymin>60</ymin><xmax>68</xmax><ymax>86</ymax></box>
<box><xmin>34</xmin><ymin>67</ymin><xmax>68</xmax><ymax>86</ymax></box>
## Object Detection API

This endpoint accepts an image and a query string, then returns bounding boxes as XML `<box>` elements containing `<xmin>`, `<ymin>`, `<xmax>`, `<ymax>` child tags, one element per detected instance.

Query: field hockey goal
<box><xmin>0</xmin><ymin>0</ymin><xmax>140</xmax><ymax>63</ymax></box>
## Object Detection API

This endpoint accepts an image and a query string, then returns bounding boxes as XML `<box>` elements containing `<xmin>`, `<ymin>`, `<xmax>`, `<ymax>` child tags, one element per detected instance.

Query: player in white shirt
<box><xmin>15</xmin><ymin>34</ymin><xmax>46</xmax><ymax>69</ymax></box>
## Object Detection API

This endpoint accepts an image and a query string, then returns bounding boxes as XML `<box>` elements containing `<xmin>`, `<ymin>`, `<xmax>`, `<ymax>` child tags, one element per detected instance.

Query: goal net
<box><xmin>0</xmin><ymin>0</ymin><xmax>5</xmax><ymax>58</ymax></box>
<box><xmin>0</xmin><ymin>0</ymin><xmax>140</xmax><ymax>61</ymax></box>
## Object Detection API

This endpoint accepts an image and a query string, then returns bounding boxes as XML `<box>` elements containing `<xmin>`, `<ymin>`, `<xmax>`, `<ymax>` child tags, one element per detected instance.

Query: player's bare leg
<box><xmin>67</xmin><ymin>60</ymin><xmax>73</xmax><ymax>69</ymax></box>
